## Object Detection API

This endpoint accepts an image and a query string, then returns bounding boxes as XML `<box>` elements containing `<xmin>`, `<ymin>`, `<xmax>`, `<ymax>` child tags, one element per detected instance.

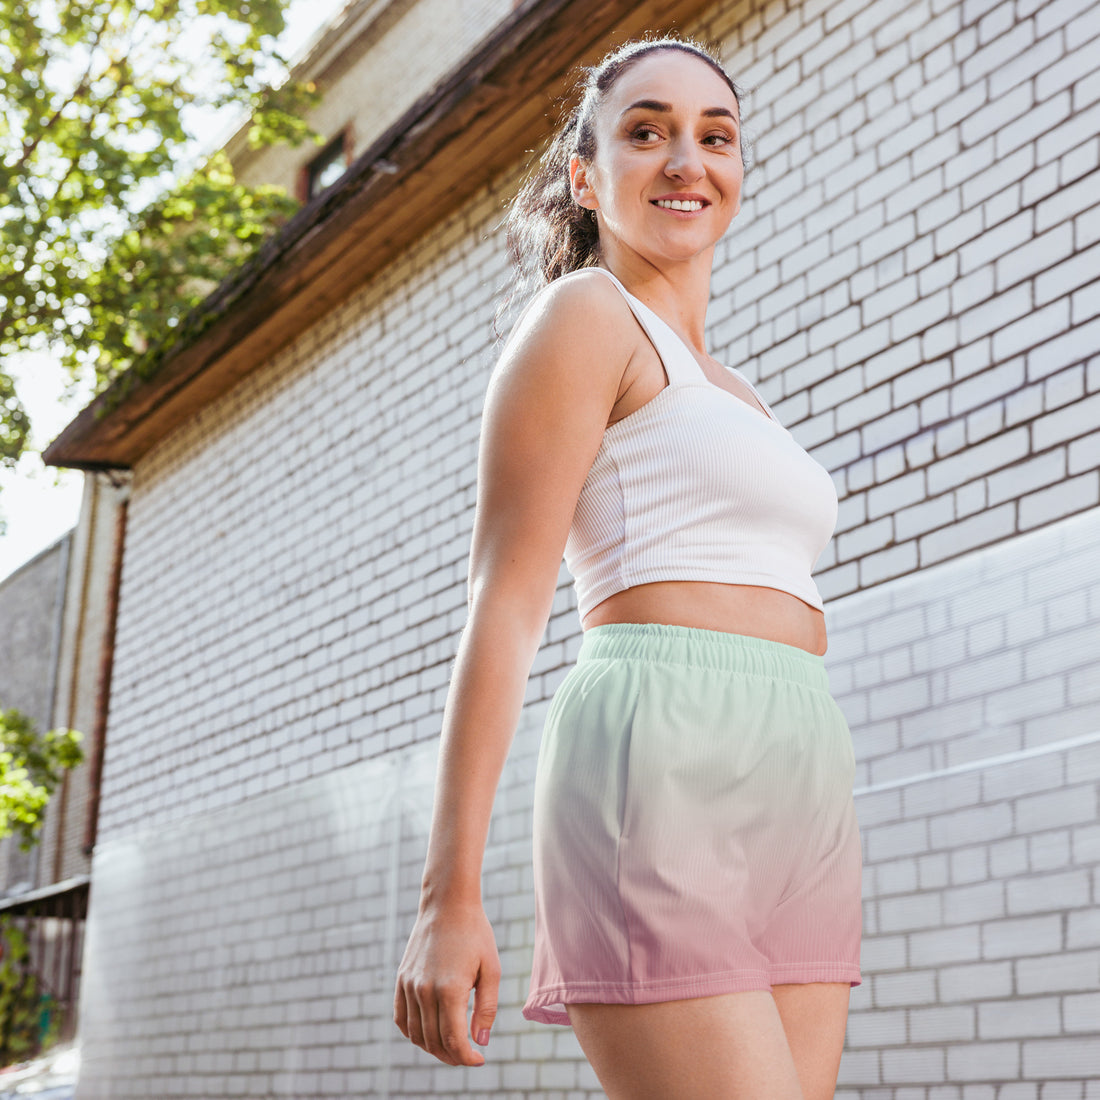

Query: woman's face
<box><xmin>571</xmin><ymin>50</ymin><xmax>744</xmax><ymax>269</ymax></box>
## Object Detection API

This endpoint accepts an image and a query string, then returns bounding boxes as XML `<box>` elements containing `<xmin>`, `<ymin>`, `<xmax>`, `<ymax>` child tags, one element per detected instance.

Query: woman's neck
<box><xmin>598</xmin><ymin>246</ymin><xmax>715</xmax><ymax>352</ymax></box>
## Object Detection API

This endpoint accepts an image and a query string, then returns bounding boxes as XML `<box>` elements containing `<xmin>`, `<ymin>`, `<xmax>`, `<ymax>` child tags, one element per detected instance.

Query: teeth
<box><xmin>656</xmin><ymin>199</ymin><xmax>704</xmax><ymax>211</ymax></box>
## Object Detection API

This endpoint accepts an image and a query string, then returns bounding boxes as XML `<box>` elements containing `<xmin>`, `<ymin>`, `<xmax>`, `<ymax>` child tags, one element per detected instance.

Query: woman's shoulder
<box><xmin>502</xmin><ymin>268</ymin><xmax>640</xmax><ymax>356</ymax></box>
<box><xmin>491</xmin><ymin>269</ymin><xmax>642</xmax><ymax>407</ymax></box>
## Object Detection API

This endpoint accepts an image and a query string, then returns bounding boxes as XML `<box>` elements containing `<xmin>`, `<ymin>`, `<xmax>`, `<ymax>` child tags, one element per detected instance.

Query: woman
<box><xmin>394</xmin><ymin>36</ymin><xmax>863</xmax><ymax>1100</ymax></box>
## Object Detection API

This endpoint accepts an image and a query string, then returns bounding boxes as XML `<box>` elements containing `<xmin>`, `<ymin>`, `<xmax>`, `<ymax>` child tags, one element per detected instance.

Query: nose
<box><xmin>664</xmin><ymin>134</ymin><xmax>704</xmax><ymax>183</ymax></box>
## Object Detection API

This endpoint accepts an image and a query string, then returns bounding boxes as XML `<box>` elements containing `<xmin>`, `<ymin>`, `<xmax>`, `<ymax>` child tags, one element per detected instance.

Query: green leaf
<box><xmin>0</xmin><ymin>704</ymin><xmax>84</xmax><ymax>850</ymax></box>
<box><xmin>0</xmin><ymin>0</ymin><xmax>319</xmax><ymax>469</ymax></box>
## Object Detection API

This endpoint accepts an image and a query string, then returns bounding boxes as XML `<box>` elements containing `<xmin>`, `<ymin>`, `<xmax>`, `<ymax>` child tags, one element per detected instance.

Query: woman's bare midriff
<box><xmin>582</xmin><ymin>580</ymin><xmax>828</xmax><ymax>656</ymax></box>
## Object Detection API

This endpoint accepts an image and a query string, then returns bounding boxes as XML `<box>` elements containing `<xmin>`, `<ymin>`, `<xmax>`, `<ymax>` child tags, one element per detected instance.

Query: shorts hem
<box><xmin>522</xmin><ymin>962</ymin><xmax>863</xmax><ymax>1026</ymax></box>
<box><xmin>525</xmin><ymin>970</ymin><xmax>771</xmax><ymax>1027</ymax></box>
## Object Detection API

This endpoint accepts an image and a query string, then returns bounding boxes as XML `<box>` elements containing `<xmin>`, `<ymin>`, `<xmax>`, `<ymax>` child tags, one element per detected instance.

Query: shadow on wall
<box><xmin>73</xmin><ymin>700</ymin><xmax>591</xmax><ymax>1099</ymax></box>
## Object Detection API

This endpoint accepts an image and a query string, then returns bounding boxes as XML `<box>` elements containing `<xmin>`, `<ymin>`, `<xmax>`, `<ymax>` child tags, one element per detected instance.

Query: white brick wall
<box><xmin>826</xmin><ymin>507</ymin><xmax>1100</xmax><ymax>1096</ymax></box>
<box><xmin>78</xmin><ymin>703</ymin><xmax>588</xmax><ymax>1100</ymax></box>
<box><xmin>706</xmin><ymin>0</ymin><xmax>1100</xmax><ymax>596</ymax></box>
<box><xmin>78</xmin><ymin>0</ymin><xmax>1100</xmax><ymax>1095</ymax></box>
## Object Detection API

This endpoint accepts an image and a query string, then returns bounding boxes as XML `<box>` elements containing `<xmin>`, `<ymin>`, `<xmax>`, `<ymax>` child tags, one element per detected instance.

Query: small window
<box><xmin>306</xmin><ymin>134</ymin><xmax>349</xmax><ymax>198</ymax></box>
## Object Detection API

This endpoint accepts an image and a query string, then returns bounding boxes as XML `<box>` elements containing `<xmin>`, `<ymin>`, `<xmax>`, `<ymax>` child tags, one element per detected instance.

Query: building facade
<box><xmin>0</xmin><ymin>472</ymin><xmax>128</xmax><ymax>1049</ymax></box>
<box><xmin>45</xmin><ymin>0</ymin><xmax>1100</xmax><ymax>1095</ymax></box>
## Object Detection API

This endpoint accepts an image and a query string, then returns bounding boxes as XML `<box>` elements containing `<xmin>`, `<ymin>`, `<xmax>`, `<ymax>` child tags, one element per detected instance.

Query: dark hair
<box><xmin>498</xmin><ymin>36</ymin><xmax>747</xmax><ymax>324</ymax></box>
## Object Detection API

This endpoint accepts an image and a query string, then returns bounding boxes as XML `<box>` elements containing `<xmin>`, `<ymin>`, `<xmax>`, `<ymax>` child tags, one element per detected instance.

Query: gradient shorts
<box><xmin>523</xmin><ymin>622</ymin><xmax>863</xmax><ymax>1026</ymax></box>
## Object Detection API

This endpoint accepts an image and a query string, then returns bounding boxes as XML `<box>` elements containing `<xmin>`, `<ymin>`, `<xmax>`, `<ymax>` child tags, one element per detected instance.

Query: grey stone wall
<box><xmin>0</xmin><ymin>535</ymin><xmax>68</xmax><ymax>726</ymax></box>
<box><xmin>0</xmin><ymin>535</ymin><xmax>69</xmax><ymax>895</ymax></box>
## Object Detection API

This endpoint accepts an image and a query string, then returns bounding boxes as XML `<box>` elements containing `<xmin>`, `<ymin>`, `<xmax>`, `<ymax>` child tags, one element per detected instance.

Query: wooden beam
<box><xmin>44</xmin><ymin>0</ymin><xmax>718</xmax><ymax>470</ymax></box>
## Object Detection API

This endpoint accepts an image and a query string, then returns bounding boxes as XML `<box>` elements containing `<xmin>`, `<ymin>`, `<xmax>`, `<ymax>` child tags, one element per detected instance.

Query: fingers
<box><xmin>471</xmin><ymin>955</ymin><xmax>502</xmax><ymax>1049</ymax></box>
<box><xmin>436</xmin><ymin>985</ymin><xmax>484</xmax><ymax>1067</ymax></box>
<box><xmin>394</xmin><ymin>976</ymin><xmax>485</xmax><ymax>1067</ymax></box>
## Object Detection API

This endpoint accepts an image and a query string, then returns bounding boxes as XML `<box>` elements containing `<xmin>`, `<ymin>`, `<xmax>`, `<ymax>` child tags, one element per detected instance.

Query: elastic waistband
<box><xmin>577</xmin><ymin>623</ymin><xmax>829</xmax><ymax>691</ymax></box>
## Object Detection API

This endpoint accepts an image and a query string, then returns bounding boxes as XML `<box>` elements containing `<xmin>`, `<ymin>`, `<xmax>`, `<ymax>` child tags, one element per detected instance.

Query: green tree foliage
<box><xmin>0</xmin><ymin>917</ymin><xmax>60</xmax><ymax>1064</ymax></box>
<box><xmin>0</xmin><ymin>706</ymin><xmax>83</xmax><ymax>851</ymax></box>
<box><xmin>0</xmin><ymin>0</ymin><xmax>320</xmax><ymax>464</ymax></box>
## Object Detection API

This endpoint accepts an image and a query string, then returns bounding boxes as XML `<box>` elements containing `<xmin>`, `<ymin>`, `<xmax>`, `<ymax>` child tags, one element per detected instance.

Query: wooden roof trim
<box><xmin>44</xmin><ymin>0</ymin><xmax>714</xmax><ymax>470</ymax></box>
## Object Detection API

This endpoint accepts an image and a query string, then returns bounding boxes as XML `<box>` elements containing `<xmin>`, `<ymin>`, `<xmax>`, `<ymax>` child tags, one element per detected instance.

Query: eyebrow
<box><xmin>621</xmin><ymin>98</ymin><xmax>739</xmax><ymax>124</ymax></box>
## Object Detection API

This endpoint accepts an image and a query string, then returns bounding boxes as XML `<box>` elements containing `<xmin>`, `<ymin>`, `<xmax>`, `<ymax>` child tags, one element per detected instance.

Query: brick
<box><xmin>1034</xmin><ymin>393</ymin><xmax>1100</xmax><ymax>448</ymax></box>
<box><xmin>948</xmin><ymin>844</ymin><xmax>989</xmax><ymax>885</ymax></box>
<box><xmin>965</xmin><ymin>402</ymin><xmax>1003</xmax><ymax>445</ymax></box>
<box><xmin>873</xmin><ymin>968</ymin><xmax>938</xmax><ymax>1007</ymax></box>
<box><xmin>945</xmin><ymin>134</ymin><xmax>997</xmax><ymax>190</ymax></box>
<box><xmin>846</xmin><ymin>1007</ymin><xmax>907</xmax><ymax>1047</ymax></box>
<box><xmin>939</xmin><ymin>960</ymin><xmax>1014</xmax><ymax>1002</ymax></box>
<box><xmin>997</xmin><ymin>90</ymin><xmax>1073</xmax><ymax>161</ymax></box>
<box><xmin>1065</xmin><ymin>0</ymin><xmax>1100</xmax><ymax>42</ymax></box>
<box><xmin>962</xmin><ymin>19</ymin><xmax>1036</xmax><ymax>85</ymax></box>
<box><xmin>866</xmin><ymin>470</ymin><xmax>925</xmax><ymax>519</ymax></box>
<box><xmin>1039</xmin><ymin>170</ymin><xmax>1100</xmax><ymax>237</ymax></box>
<box><xmin>890</xmin><ymin>287</ymin><xmax>951</xmax><ymax>342</ymax></box>
<box><xmin>998</xmin><ymin>224</ymin><xmax>1077</xmax><ymax>295</ymax></box>
<box><xmin>960</xmin><ymin>82</ymin><xmax>1032</xmax><ymax>148</ymax></box>
<box><xmin>1024</xmin><ymin>1039</ymin><xmax>1100</xmax><ymax>1080</ymax></box>
<box><xmin>931</xmin><ymin>802</ymin><xmax>1014</xmax><ymax>849</ymax></box>
<box><xmin>1038</xmin><ymin>101</ymin><xmax>1100</xmax><ymax>167</ymax></box>
<box><xmin>1007</xmin><ymin>870</ymin><xmax>1091</xmax><ymax>914</ymax></box>
<box><xmin>909</xmin><ymin>924</ymin><xmax>985</xmax><ymax>967</ymax></box>
<box><xmin>1029</xmin><ymin>828</ymin><xmax>1072</xmax><ymax>872</ymax></box>
<box><xmin>987</xmin><ymin>449</ymin><xmax>1066</xmax><ymax>505</ymax></box>
<box><xmin>879</xmin><ymin>890</ymin><xmax>944</xmax><ymax>934</ymax></box>
<box><xmin>1036</xmin><ymin>242</ymin><xmax>1100</xmax><ymax>306</ymax></box>
<box><xmin>835</xmin><ymin>380</ymin><xmax>892</xmax><ymax>432</ymax></box>
<box><xmin>809</xmin><ymin>305</ymin><xmax>863</xmax><ymax>353</ymax></box>
<box><xmin>1019</xmin><ymin>471</ymin><xmax>1100</xmax><ymax>528</ymax></box>
<box><xmin>947</xmin><ymin>1041</ymin><xmax>1021</xmax><ymax>1082</ymax></box>
<box><xmin>1027</xmin><ymin>318</ymin><xmax>1100</xmax><ymax>381</ymax></box>
<box><xmin>1037</xmin><ymin>39</ymin><xmax>1100</xmax><ymax>102</ymax></box>
<box><xmin>882</xmin><ymin>1046</ymin><xmax>947</xmax><ymax>1083</ymax></box>
<box><xmin>942</xmin><ymin>881</ymin><xmax>1006</xmax><ymax>924</ymax></box>
<box><xmin>1064</xmin><ymin>991</ymin><xmax>1100</xmax><ymax>1033</ymax></box>
<box><xmin>893</xmin><ymin>493</ymin><xmax>953</xmax><ymax>542</ymax></box>
<box><xmin>950</xmin><ymin>273</ymin><xmax>996</xmax><ymax>329</ymax></box>
<box><xmin>894</xmin><ymin>359</ymin><xmax>951</xmax><ymax>407</ymax></box>
<box><xmin>1060</xmin><ymin>139</ymin><xmax>1100</xmax><ymax>187</ymax></box>
<box><xmin>927</xmin><ymin>428</ymin><xmax>1030</xmax><ymax>495</ymax></box>
<box><xmin>959</xmin><ymin>283</ymin><xmax>1032</xmax><ymax>346</ymax></box>
<box><xmin>992</xmin><ymin>29</ymin><xmax>1066</xmax><ymax>100</ymax></box>
<box><xmin>1020</xmin><ymin>946</ymin><xmax>1100</xmax><ymax>997</ymax></box>
<box><xmin>1035</xmin><ymin>0</ymin><xmax>1095</xmax><ymax>35</ymax></box>
<box><xmin>909</xmin><ymin>1004</ymin><xmax>977</xmax><ymax>1044</ymax></box>
<box><xmin>1069</xmin><ymin>429</ymin><xmax>1100</xmax><ymax>474</ymax></box>
<box><xmin>1017</xmin><ymin>784</ymin><xmax>1099</xmax><ymax>833</ymax></box>
<box><xmin>1071</xmin><ymin>278</ymin><xmax>1100</xmax><ymax>325</ymax></box>
<box><xmin>959</xmin><ymin>209</ymin><xmax>1034</xmax><ymax>275</ymax></box>
<box><xmin>1076</xmin><ymin>65</ymin><xmax>1100</xmax><ymax>112</ymax></box>
<box><xmin>1022</xmin><ymin>159</ymin><xmax>1062</xmax><ymax>208</ymax></box>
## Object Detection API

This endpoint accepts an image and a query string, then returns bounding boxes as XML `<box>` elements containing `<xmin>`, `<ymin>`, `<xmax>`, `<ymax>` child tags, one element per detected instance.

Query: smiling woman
<box><xmin>394</xmin><ymin>36</ymin><xmax>862</xmax><ymax>1100</ymax></box>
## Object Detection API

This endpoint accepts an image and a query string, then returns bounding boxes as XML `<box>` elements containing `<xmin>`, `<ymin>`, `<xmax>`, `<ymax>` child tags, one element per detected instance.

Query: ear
<box><xmin>569</xmin><ymin>154</ymin><xmax>599</xmax><ymax>211</ymax></box>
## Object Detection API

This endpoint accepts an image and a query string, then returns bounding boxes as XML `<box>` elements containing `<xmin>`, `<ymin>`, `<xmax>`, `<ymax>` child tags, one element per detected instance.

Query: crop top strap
<box><xmin>588</xmin><ymin>267</ymin><xmax>704</xmax><ymax>387</ymax></box>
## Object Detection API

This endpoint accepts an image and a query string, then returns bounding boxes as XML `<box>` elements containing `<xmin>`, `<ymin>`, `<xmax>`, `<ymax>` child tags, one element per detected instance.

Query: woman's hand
<box><xmin>393</xmin><ymin>900</ymin><xmax>501</xmax><ymax>1067</ymax></box>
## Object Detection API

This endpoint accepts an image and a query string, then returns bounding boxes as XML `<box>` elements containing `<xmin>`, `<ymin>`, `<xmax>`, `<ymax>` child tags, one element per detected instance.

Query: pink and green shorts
<box><xmin>523</xmin><ymin>622</ymin><xmax>863</xmax><ymax>1026</ymax></box>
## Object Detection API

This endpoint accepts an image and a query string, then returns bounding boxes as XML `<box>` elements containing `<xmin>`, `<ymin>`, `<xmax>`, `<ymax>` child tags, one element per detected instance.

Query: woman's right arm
<box><xmin>392</xmin><ymin>272</ymin><xmax>637</xmax><ymax>1067</ymax></box>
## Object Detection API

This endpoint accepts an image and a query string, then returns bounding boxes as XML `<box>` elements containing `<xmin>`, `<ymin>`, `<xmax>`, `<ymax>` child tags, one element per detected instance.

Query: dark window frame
<box><xmin>300</xmin><ymin>128</ymin><xmax>354</xmax><ymax>201</ymax></box>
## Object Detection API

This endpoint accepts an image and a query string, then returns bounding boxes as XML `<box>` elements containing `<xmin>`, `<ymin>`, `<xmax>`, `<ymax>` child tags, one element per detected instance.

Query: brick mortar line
<box><xmin>853</xmin><ymin>728</ymin><xmax>1100</xmax><ymax>796</ymax></box>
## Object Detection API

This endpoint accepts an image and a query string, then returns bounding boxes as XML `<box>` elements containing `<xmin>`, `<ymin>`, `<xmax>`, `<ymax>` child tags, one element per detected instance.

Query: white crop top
<box><xmin>564</xmin><ymin>267</ymin><xmax>839</xmax><ymax>618</ymax></box>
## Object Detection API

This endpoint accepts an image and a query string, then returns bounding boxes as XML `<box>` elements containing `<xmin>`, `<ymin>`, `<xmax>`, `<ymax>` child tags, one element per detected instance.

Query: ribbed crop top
<box><xmin>564</xmin><ymin>267</ymin><xmax>839</xmax><ymax>618</ymax></box>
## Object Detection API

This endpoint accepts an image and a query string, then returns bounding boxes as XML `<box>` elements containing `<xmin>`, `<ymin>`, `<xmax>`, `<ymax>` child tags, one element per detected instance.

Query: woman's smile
<box><xmin>651</xmin><ymin>193</ymin><xmax>710</xmax><ymax>213</ymax></box>
<box><xmin>569</xmin><ymin>50</ymin><xmax>744</xmax><ymax>267</ymax></box>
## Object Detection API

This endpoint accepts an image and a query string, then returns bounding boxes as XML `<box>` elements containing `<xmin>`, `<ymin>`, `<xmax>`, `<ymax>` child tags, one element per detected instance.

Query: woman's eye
<box><xmin>703</xmin><ymin>132</ymin><xmax>735</xmax><ymax>147</ymax></box>
<box><xmin>631</xmin><ymin>125</ymin><xmax>661</xmax><ymax>143</ymax></box>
